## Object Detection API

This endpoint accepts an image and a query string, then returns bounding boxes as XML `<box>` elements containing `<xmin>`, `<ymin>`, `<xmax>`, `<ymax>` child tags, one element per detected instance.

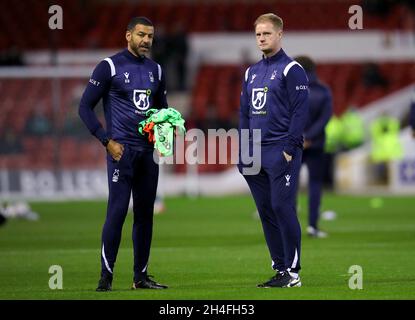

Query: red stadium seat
<box><xmin>0</xmin><ymin>0</ymin><xmax>409</xmax><ymax>50</ymax></box>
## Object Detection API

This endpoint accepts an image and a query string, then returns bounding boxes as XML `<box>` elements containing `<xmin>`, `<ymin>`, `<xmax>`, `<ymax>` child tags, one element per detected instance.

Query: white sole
<box><xmin>286</xmin><ymin>279</ymin><xmax>302</xmax><ymax>287</ymax></box>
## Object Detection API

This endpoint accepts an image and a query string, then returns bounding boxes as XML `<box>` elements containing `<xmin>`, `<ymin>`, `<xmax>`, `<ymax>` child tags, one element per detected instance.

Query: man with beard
<box><xmin>79</xmin><ymin>17</ymin><xmax>168</xmax><ymax>291</ymax></box>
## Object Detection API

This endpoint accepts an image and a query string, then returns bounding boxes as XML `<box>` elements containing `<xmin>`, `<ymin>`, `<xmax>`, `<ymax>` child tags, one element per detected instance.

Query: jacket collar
<box><xmin>262</xmin><ymin>48</ymin><xmax>285</xmax><ymax>64</ymax></box>
<box><xmin>123</xmin><ymin>48</ymin><xmax>146</xmax><ymax>63</ymax></box>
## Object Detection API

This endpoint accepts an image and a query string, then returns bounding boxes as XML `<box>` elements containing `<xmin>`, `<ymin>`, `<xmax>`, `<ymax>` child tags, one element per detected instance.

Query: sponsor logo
<box><xmin>89</xmin><ymin>78</ymin><xmax>100</xmax><ymax>86</ymax></box>
<box><xmin>252</xmin><ymin>110</ymin><xmax>267</xmax><ymax>115</ymax></box>
<box><xmin>285</xmin><ymin>174</ymin><xmax>291</xmax><ymax>187</ymax></box>
<box><xmin>124</xmin><ymin>72</ymin><xmax>130</xmax><ymax>83</ymax></box>
<box><xmin>133</xmin><ymin>89</ymin><xmax>151</xmax><ymax>110</ymax></box>
<box><xmin>112</xmin><ymin>169</ymin><xmax>120</xmax><ymax>182</ymax></box>
<box><xmin>251</xmin><ymin>87</ymin><xmax>267</xmax><ymax>110</ymax></box>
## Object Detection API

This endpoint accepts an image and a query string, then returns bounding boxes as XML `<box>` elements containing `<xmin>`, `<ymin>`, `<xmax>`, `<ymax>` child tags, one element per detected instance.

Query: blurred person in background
<box><xmin>323</xmin><ymin>115</ymin><xmax>343</xmax><ymax>189</ymax></box>
<box><xmin>168</xmin><ymin>22</ymin><xmax>189</xmax><ymax>92</ymax></box>
<box><xmin>370</xmin><ymin>112</ymin><xmax>403</xmax><ymax>184</ymax></box>
<box><xmin>79</xmin><ymin>17</ymin><xmax>168</xmax><ymax>292</ymax></box>
<box><xmin>152</xmin><ymin>23</ymin><xmax>188</xmax><ymax>92</ymax></box>
<box><xmin>0</xmin><ymin>211</ymin><xmax>6</xmax><ymax>226</ymax></box>
<box><xmin>0</xmin><ymin>201</ymin><xmax>39</xmax><ymax>222</ymax></box>
<box><xmin>0</xmin><ymin>128</ymin><xmax>23</xmax><ymax>155</ymax></box>
<box><xmin>294</xmin><ymin>56</ymin><xmax>332</xmax><ymax>238</ymax></box>
<box><xmin>362</xmin><ymin>62</ymin><xmax>388</xmax><ymax>89</ymax></box>
<box><xmin>0</xmin><ymin>47</ymin><xmax>24</xmax><ymax>66</ymax></box>
<box><xmin>238</xmin><ymin>13</ymin><xmax>308</xmax><ymax>288</ymax></box>
<box><xmin>24</xmin><ymin>103</ymin><xmax>53</xmax><ymax>137</ymax></box>
<box><xmin>410</xmin><ymin>90</ymin><xmax>415</xmax><ymax>138</ymax></box>
<box><xmin>340</xmin><ymin>106</ymin><xmax>365</xmax><ymax>150</ymax></box>
<box><xmin>62</xmin><ymin>98</ymin><xmax>90</xmax><ymax>141</ymax></box>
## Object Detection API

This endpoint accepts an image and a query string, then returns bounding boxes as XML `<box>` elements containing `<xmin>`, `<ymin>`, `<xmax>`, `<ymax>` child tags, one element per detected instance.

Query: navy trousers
<box><xmin>242</xmin><ymin>144</ymin><xmax>302</xmax><ymax>274</ymax></box>
<box><xmin>101</xmin><ymin>145</ymin><xmax>158</xmax><ymax>281</ymax></box>
<box><xmin>302</xmin><ymin>148</ymin><xmax>325</xmax><ymax>229</ymax></box>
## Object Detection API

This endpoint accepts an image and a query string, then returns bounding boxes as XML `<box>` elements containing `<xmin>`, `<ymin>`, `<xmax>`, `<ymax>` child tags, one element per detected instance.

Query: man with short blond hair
<box><xmin>254</xmin><ymin>13</ymin><xmax>283</xmax><ymax>30</ymax></box>
<box><xmin>238</xmin><ymin>13</ymin><xmax>309</xmax><ymax>288</ymax></box>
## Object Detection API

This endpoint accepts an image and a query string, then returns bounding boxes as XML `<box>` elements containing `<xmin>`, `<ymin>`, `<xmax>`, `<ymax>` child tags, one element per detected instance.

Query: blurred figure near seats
<box><xmin>169</xmin><ymin>22</ymin><xmax>189</xmax><ymax>92</ymax></box>
<box><xmin>340</xmin><ymin>107</ymin><xmax>365</xmax><ymax>150</ymax></box>
<box><xmin>0</xmin><ymin>47</ymin><xmax>24</xmax><ymax>66</ymax></box>
<box><xmin>370</xmin><ymin>113</ymin><xmax>403</xmax><ymax>162</ymax></box>
<box><xmin>151</xmin><ymin>25</ymin><xmax>168</xmax><ymax>71</ymax></box>
<box><xmin>24</xmin><ymin>104</ymin><xmax>52</xmax><ymax>136</ymax></box>
<box><xmin>154</xmin><ymin>23</ymin><xmax>189</xmax><ymax>92</ymax></box>
<box><xmin>370</xmin><ymin>112</ymin><xmax>403</xmax><ymax>184</ymax></box>
<box><xmin>0</xmin><ymin>201</ymin><xmax>39</xmax><ymax>221</ymax></box>
<box><xmin>410</xmin><ymin>90</ymin><xmax>415</xmax><ymax>138</ymax></box>
<box><xmin>0</xmin><ymin>128</ymin><xmax>23</xmax><ymax>155</ymax></box>
<box><xmin>362</xmin><ymin>62</ymin><xmax>388</xmax><ymax>89</ymax></box>
<box><xmin>323</xmin><ymin>115</ymin><xmax>343</xmax><ymax>189</ymax></box>
<box><xmin>362</xmin><ymin>0</ymin><xmax>392</xmax><ymax>17</ymax></box>
<box><xmin>295</xmin><ymin>56</ymin><xmax>332</xmax><ymax>238</ymax></box>
<box><xmin>62</xmin><ymin>99</ymin><xmax>90</xmax><ymax>141</ymax></box>
<box><xmin>0</xmin><ymin>211</ymin><xmax>6</xmax><ymax>226</ymax></box>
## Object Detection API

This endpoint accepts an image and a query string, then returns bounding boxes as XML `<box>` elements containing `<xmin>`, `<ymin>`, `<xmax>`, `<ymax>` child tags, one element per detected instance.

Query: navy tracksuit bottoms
<box><xmin>101</xmin><ymin>145</ymin><xmax>158</xmax><ymax>282</ymax></box>
<box><xmin>302</xmin><ymin>148</ymin><xmax>325</xmax><ymax>229</ymax></box>
<box><xmin>242</xmin><ymin>144</ymin><xmax>302</xmax><ymax>274</ymax></box>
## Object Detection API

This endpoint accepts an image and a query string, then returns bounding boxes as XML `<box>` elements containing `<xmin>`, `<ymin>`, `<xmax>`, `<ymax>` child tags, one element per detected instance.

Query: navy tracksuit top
<box><xmin>410</xmin><ymin>90</ymin><xmax>415</xmax><ymax>132</ymax></box>
<box><xmin>303</xmin><ymin>71</ymin><xmax>333</xmax><ymax>150</ymax></box>
<box><xmin>239</xmin><ymin>49</ymin><xmax>309</xmax><ymax>156</ymax></box>
<box><xmin>79</xmin><ymin>49</ymin><xmax>168</xmax><ymax>149</ymax></box>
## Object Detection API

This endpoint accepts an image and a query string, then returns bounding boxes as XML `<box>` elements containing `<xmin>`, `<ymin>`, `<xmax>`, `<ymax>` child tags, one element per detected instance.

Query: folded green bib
<box><xmin>138</xmin><ymin>107</ymin><xmax>186</xmax><ymax>156</ymax></box>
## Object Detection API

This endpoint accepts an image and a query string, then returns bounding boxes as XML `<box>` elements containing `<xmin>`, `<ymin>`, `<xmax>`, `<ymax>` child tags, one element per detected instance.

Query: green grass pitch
<box><xmin>1</xmin><ymin>193</ymin><xmax>414</xmax><ymax>300</ymax></box>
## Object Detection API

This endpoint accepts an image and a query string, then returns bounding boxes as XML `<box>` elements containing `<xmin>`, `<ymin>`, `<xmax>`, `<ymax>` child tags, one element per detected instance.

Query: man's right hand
<box><xmin>106</xmin><ymin>139</ymin><xmax>124</xmax><ymax>161</ymax></box>
<box><xmin>282</xmin><ymin>151</ymin><xmax>293</xmax><ymax>162</ymax></box>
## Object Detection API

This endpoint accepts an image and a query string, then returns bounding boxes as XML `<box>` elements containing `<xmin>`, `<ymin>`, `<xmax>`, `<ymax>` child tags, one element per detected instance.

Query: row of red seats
<box><xmin>0</xmin><ymin>136</ymin><xmax>235</xmax><ymax>172</ymax></box>
<box><xmin>1</xmin><ymin>61</ymin><xmax>413</xmax><ymax>172</ymax></box>
<box><xmin>0</xmin><ymin>78</ymin><xmax>86</xmax><ymax>135</ymax></box>
<box><xmin>1</xmin><ymin>137</ymin><xmax>106</xmax><ymax>170</ymax></box>
<box><xmin>0</xmin><ymin>62</ymin><xmax>413</xmax><ymax>138</ymax></box>
<box><xmin>190</xmin><ymin>62</ymin><xmax>415</xmax><ymax>122</ymax></box>
<box><xmin>1</xmin><ymin>0</ymin><xmax>411</xmax><ymax>50</ymax></box>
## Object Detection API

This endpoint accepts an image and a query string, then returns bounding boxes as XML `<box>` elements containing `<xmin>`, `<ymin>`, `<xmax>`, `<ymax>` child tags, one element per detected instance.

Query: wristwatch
<box><xmin>102</xmin><ymin>137</ymin><xmax>110</xmax><ymax>147</ymax></box>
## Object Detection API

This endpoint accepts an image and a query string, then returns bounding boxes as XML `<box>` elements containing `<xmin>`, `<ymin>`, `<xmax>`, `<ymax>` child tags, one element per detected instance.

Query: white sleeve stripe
<box><xmin>157</xmin><ymin>64</ymin><xmax>162</xmax><ymax>81</ymax></box>
<box><xmin>245</xmin><ymin>67</ymin><xmax>250</xmax><ymax>82</ymax></box>
<box><xmin>104</xmin><ymin>58</ymin><xmax>116</xmax><ymax>77</ymax></box>
<box><xmin>283</xmin><ymin>61</ymin><xmax>302</xmax><ymax>77</ymax></box>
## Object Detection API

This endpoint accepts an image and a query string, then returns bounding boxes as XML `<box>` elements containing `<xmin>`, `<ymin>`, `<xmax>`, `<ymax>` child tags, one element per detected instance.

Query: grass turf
<box><xmin>0</xmin><ymin>193</ymin><xmax>414</xmax><ymax>300</ymax></box>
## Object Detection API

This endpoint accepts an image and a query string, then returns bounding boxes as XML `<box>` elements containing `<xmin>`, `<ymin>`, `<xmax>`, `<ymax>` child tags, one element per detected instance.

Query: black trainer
<box><xmin>132</xmin><ymin>275</ymin><xmax>168</xmax><ymax>289</ymax></box>
<box><xmin>96</xmin><ymin>275</ymin><xmax>113</xmax><ymax>292</ymax></box>
<box><xmin>257</xmin><ymin>271</ymin><xmax>301</xmax><ymax>288</ymax></box>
